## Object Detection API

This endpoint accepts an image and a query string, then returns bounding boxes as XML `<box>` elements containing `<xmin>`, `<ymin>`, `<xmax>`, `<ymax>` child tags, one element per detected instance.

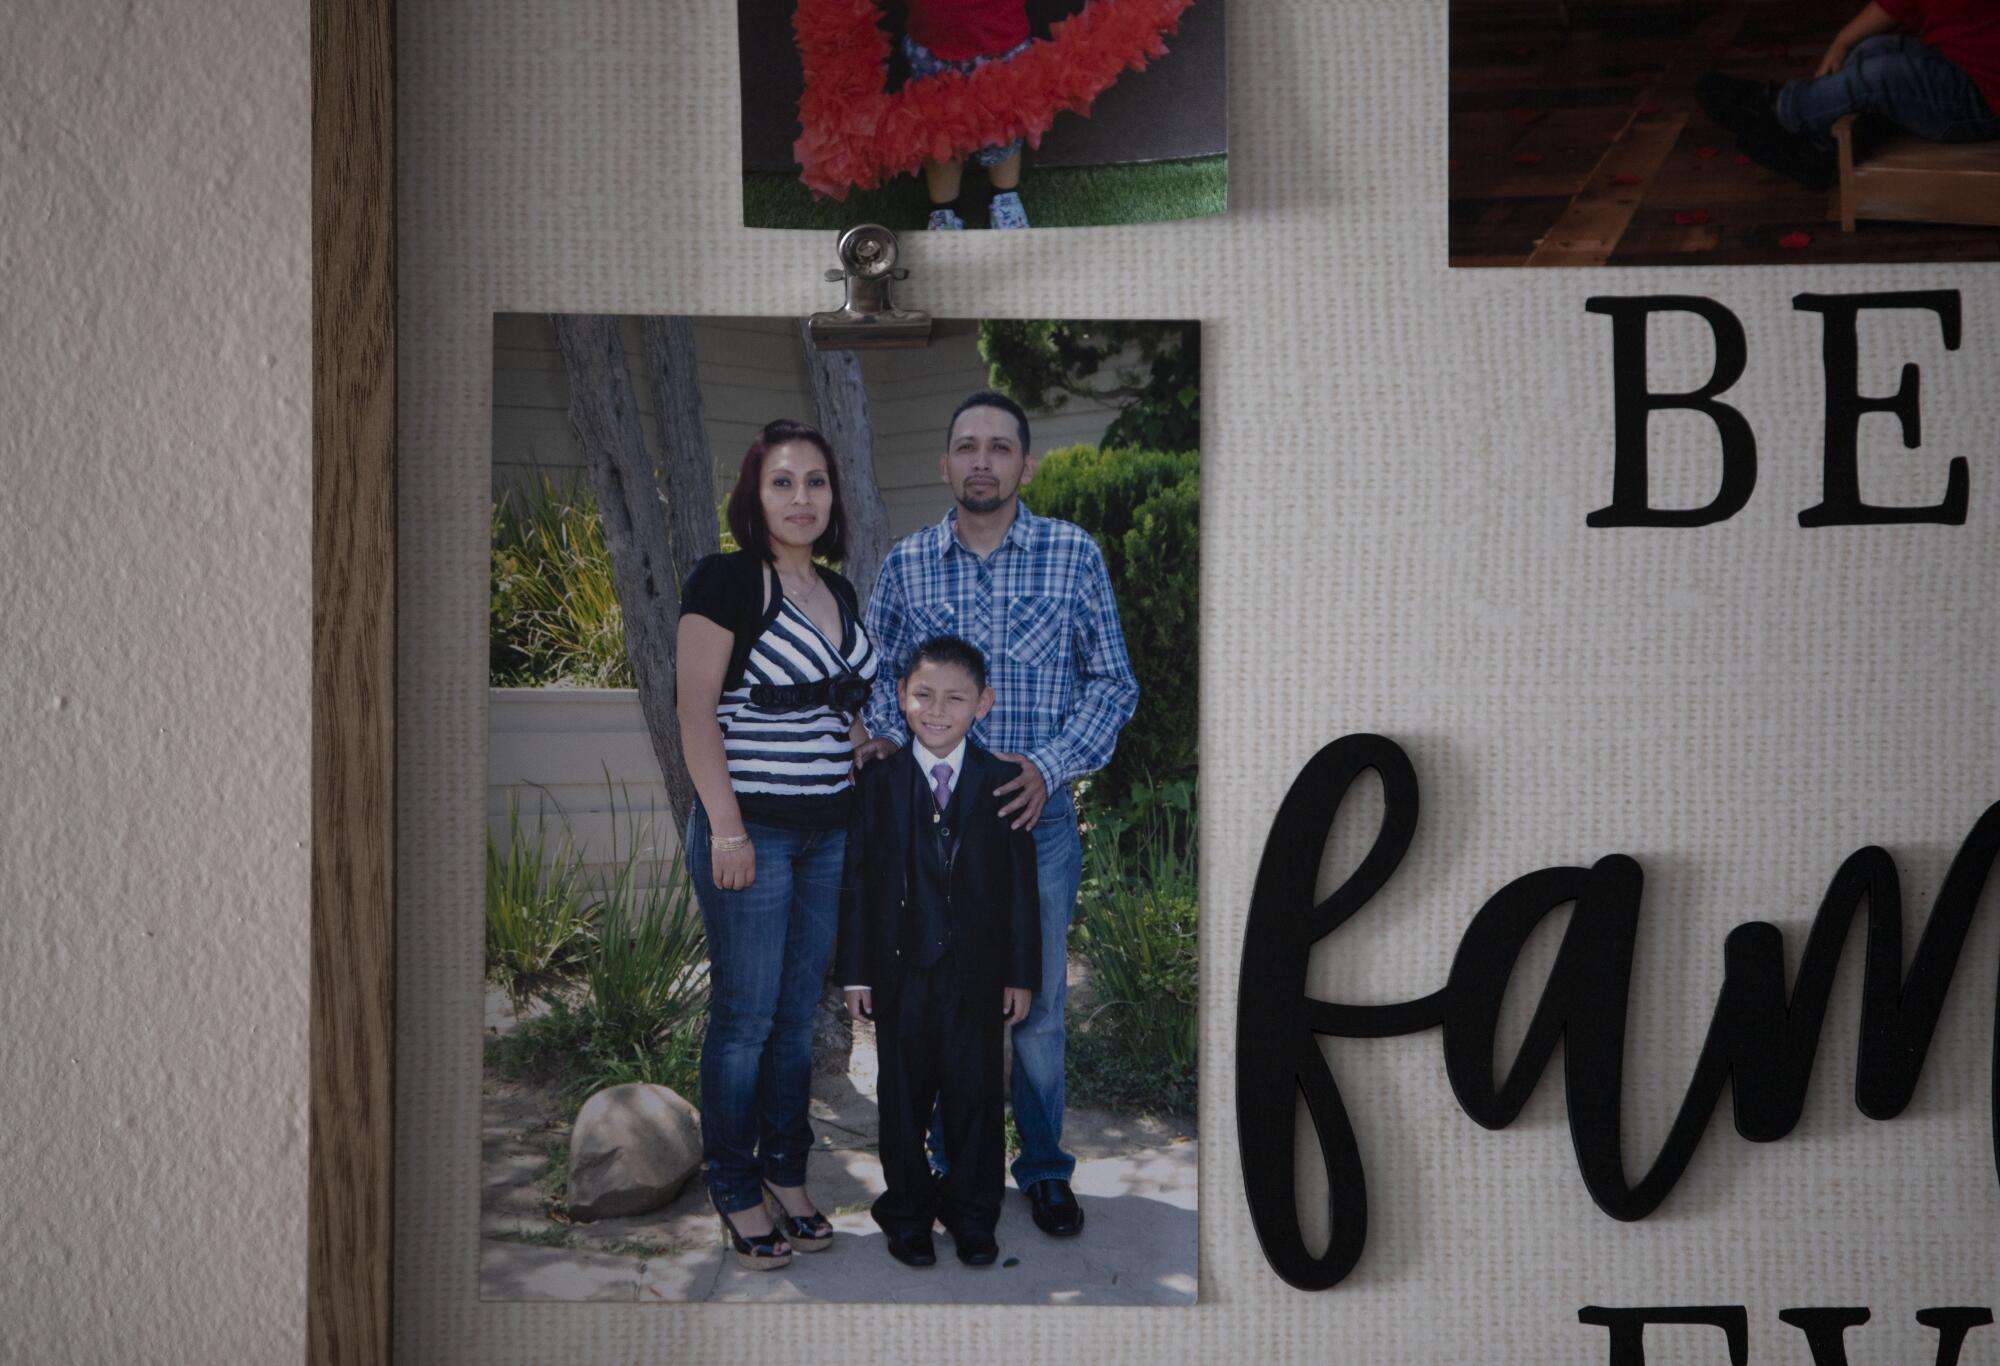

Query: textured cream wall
<box><xmin>0</xmin><ymin>1</ymin><xmax>308</xmax><ymax>1363</ymax></box>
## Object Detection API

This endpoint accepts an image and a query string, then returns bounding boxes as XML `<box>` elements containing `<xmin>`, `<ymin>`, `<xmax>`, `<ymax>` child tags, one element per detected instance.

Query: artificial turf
<box><xmin>742</xmin><ymin>154</ymin><xmax>1227</xmax><ymax>232</ymax></box>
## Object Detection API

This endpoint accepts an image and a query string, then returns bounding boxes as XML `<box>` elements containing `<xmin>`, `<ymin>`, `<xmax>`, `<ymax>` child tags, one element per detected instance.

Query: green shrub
<box><xmin>485</xmin><ymin>794</ymin><xmax>593</xmax><ymax>1004</ymax></box>
<box><xmin>585</xmin><ymin>847</ymin><xmax>708</xmax><ymax>1068</ymax></box>
<box><xmin>491</xmin><ymin>475</ymin><xmax>633</xmax><ymax>687</ymax></box>
<box><xmin>487</xmin><ymin>788</ymin><xmax>711</xmax><ymax>1117</ymax></box>
<box><xmin>1068</xmin><ymin>780</ymin><xmax>1198</xmax><ymax>1115</ymax></box>
<box><xmin>1020</xmin><ymin>445</ymin><xmax>1198</xmax><ymax>808</ymax></box>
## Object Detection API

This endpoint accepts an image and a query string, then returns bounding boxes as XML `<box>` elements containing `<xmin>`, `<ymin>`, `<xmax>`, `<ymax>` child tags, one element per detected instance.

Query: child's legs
<box><xmin>923</xmin><ymin>158</ymin><xmax>964</xmax><ymax>206</ymax></box>
<box><xmin>985</xmin><ymin>150</ymin><xmax>1023</xmax><ymax>192</ymax></box>
<box><xmin>934</xmin><ymin>978</ymin><xmax>1006</xmax><ymax>1233</ymax></box>
<box><xmin>871</xmin><ymin>969</ymin><xmax>946</xmax><ymax>1236</ymax></box>
<box><xmin>1777</xmin><ymin>35</ymin><xmax>2000</xmax><ymax>142</ymax></box>
<box><xmin>753</xmin><ymin>824</ymin><xmax>843</xmax><ymax>1189</ymax></box>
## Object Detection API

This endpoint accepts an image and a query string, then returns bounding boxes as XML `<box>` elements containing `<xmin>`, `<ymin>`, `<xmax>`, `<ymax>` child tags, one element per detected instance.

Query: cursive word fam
<box><xmin>1235</xmin><ymin>734</ymin><xmax>2000</xmax><ymax>1290</ymax></box>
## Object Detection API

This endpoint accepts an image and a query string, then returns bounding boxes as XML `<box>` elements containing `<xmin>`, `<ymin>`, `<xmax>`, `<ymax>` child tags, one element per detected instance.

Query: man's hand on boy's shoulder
<box><xmin>1002</xmin><ymin>987</ymin><xmax>1032</xmax><ymax>1027</ymax></box>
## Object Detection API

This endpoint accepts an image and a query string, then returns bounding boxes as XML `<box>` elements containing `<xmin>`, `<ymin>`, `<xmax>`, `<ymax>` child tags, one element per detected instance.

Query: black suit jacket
<box><xmin>837</xmin><ymin>742</ymin><xmax>1041</xmax><ymax>1002</ymax></box>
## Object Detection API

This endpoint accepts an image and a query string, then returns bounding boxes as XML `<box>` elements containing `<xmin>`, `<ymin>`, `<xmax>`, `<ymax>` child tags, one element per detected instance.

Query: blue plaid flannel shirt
<box><xmin>862</xmin><ymin>502</ymin><xmax>1139</xmax><ymax>793</ymax></box>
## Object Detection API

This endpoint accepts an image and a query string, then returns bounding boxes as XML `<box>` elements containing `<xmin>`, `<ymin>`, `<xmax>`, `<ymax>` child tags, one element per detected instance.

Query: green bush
<box><xmin>1020</xmin><ymin>444</ymin><xmax>1198</xmax><ymax>809</ymax></box>
<box><xmin>1068</xmin><ymin>780</ymin><xmax>1198</xmax><ymax>1115</ymax></box>
<box><xmin>487</xmin><ymin>789</ymin><xmax>711</xmax><ymax>1118</ymax></box>
<box><xmin>491</xmin><ymin>475</ymin><xmax>633</xmax><ymax>687</ymax></box>
<box><xmin>485</xmin><ymin>794</ymin><xmax>593</xmax><ymax>1004</ymax></box>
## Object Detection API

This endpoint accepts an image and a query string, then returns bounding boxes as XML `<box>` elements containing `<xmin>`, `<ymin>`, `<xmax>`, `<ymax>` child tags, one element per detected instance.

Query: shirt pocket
<box><xmin>1006</xmin><ymin>595</ymin><xmax>1068</xmax><ymax>669</ymax></box>
<box><xmin>909</xmin><ymin>602</ymin><xmax>957</xmax><ymax>647</ymax></box>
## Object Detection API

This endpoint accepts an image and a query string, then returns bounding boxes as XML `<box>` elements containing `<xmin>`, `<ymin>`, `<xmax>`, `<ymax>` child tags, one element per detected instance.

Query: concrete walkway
<box><xmin>481</xmin><ymin>993</ymin><xmax>1198</xmax><ymax>1305</ymax></box>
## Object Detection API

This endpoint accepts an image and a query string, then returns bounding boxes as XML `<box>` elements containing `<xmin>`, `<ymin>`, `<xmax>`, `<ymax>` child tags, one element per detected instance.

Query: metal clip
<box><xmin>807</xmin><ymin>224</ymin><xmax>932</xmax><ymax>350</ymax></box>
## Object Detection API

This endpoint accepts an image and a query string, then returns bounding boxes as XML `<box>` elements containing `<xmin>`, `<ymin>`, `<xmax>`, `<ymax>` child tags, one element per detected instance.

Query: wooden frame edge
<box><xmin>310</xmin><ymin>0</ymin><xmax>396</xmax><ymax>1361</ymax></box>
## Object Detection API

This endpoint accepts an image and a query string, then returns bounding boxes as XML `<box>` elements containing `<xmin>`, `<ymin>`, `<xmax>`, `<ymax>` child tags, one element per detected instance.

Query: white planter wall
<box><xmin>488</xmin><ymin>687</ymin><xmax>678</xmax><ymax>891</ymax></box>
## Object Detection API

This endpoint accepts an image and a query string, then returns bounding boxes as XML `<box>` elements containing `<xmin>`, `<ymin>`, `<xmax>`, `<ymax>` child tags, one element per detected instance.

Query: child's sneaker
<box><xmin>926</xmin><ymin>207</ymin><xmax>966</xmax><ymax>231</ymax></box>
<box><xmin>988</xmin><ymin>191</ymin><xmax>1030</xmax><ymax>230</ymax></box>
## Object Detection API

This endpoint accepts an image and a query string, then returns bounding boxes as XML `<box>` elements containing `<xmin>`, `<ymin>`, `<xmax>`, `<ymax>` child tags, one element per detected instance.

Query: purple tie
<box><xmin>931</xmin><ymin>762</ymin><xmax>953</xmax><ymax>811</ymax></box>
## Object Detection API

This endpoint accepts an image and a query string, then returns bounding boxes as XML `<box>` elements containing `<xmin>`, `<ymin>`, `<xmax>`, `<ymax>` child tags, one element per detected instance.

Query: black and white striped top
<box><xmin>681</xmin><ymin>552</ymin><xmax>877</xmax><ymax>830</ymax></box>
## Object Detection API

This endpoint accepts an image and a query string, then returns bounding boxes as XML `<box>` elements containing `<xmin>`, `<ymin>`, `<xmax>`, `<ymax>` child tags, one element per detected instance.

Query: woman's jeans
<box><xmin>1777</xmin><ymin>35</ymin><xmax>2000</xmax><ymax>144</ymax></box>
<box><xmin>686</xmin><ymin>801</ymin><xmax>845</xmax><ymax>1215</ymax></box>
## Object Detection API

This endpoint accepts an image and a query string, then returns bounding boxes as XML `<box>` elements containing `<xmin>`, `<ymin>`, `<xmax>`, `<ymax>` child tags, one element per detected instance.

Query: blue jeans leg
<box><xmin>1776</xmin><ymin>35</ymin><xmax>2000</xmax><ymax>143</ymax></box>
<box><xmin>688</xmin><ymin>803</ymin><xmax>843</xmax><ymax>1214</ymax></box>
<box><xmin>1009</xmin><ymin>786</ymin><xmax>1083</xmax><ymax>1189</ymax></box>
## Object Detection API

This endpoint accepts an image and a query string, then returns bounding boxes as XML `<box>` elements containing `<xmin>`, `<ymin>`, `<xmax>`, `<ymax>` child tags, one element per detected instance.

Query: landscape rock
<box><xmin>566</xmin><ymin>1083</ymin><xmax>701</xmax><ymax>1221</ymax></box>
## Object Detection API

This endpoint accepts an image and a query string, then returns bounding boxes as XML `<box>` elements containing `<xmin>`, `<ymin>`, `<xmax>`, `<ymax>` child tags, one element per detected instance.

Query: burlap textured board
<box><xmin>398</xmin><ymin>0</ymin><xmax>2000</xmax><ymax>1361</ymax></box>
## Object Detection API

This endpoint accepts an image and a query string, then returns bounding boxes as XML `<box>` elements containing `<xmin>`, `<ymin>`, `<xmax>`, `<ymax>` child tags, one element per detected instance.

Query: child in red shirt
<box><xmin>1698</xmin><ymin>0</ymin><xmax>2000</xmax><ymax>189</ymax></box>
<box><xmin>903</xmin><ymin>0</ymin><xmax>1036</xmax><ymax>229</ymax></box>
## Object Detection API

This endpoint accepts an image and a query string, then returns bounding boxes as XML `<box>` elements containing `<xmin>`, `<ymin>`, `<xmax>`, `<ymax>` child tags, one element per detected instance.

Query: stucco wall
<box><xmin>0</xmin><ymin>2</ymin><xmax>308</xmax><ymax>1362</ymax></box>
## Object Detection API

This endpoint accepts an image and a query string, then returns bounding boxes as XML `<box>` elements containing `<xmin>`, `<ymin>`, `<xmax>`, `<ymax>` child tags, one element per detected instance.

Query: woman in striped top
<box><xmin>676</xmin><ymin>419</ymin><xmax>877</xmax><ymax>1269</ymax></box>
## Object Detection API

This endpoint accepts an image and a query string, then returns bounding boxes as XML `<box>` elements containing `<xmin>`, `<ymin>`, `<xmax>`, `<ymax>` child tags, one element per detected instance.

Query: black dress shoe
<box><xmin>1025</xmin><ymin>1179</ymin><xmax>1084</xmax><ymax>1237</ymax></box>
<box><xmin>945</xmin><ymin>1223</ymin><xmax>999</xmax><ymax>1266</ymax></box>
<box><xmin>883</xmin><ymin>1227</ymin><xmax>936</xmax><ymax>1267</ymax></box>
<box><xmin>1695</xmin><ymin>72</ymin><xmax>1784</xmax><ymax>141</ymax></box>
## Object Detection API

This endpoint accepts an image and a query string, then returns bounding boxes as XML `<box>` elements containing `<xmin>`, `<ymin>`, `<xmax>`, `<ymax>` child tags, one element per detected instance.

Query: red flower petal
<box><xmin>1735</xmin><ymin>153</ymin><xmax>1752</xmax><ymax>164</ymax></box>
<box><xmin>1778</xmin><ymin>230</ymin><xmax>1813</xmax><ymax>249</ymax></box>
<box><xmin>1636</xmin><ymin>102</ymin><xmax>1663</xmax><ymax>115</ymax></box>
<box><xmin>1674</xmin><ymin>209</ymin><xmax>1711</xmax><ymax>225</ymax></box>
<box><xmin>1513</xmin><ymin>152</ymin><xmax>1545</xmax><ymax>165</ymax></box>
<box><xmin>1696</xmin><ymin>144</ymin><xmax>1720</xmax><ymax>158</ymax></box>
<box><xmin>1610</xmin><ymin>172</ymin><xmax>1640</xmax><ymax>186</ymax></box>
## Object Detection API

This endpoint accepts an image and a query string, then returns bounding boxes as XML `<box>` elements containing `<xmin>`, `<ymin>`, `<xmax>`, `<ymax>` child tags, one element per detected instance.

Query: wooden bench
<box><xmin>1832</xmin><ymin>114</ymin><xmax>2000</xmax><ymax>232</ymax></box>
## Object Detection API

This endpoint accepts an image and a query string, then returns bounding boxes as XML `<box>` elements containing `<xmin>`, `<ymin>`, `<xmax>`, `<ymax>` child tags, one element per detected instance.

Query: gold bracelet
<box><xmin>709</xmin><ymin>833</ymin><xmax>750</xmax><ymax>851</ymax></box>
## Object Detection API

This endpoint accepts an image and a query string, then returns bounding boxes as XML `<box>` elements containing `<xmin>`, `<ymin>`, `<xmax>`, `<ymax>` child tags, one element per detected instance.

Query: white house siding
<box><xmin>488</xmin><ymin>688</ymin><xmax>679</xmax><ymax>892</ymax></box>
<box><xmin>492</xmin><ymin>313</ymin><xmax>1124</xmax><ymax>538</ymax></box>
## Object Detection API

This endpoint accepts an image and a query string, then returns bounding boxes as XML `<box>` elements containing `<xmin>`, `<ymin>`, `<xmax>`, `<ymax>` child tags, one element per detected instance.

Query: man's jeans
<box><xmin>931</xmin><ymin>785</ymin><xmax>1085</xmax><ymax>1189</ymax></box>
<box><xmin>1010</xmin><ymin>785</ymin><xmax>1085</xmax><ymax>1188</ymax></box>
<box><xmin>1777</xmin><ymin>34</ymin><xmax>2000</xmax><ymax>144</ymax></box>
<box><xmin>686</xmin><ymin>801</ymin><xmax>845</xmax><ymax>1215</ymax></box>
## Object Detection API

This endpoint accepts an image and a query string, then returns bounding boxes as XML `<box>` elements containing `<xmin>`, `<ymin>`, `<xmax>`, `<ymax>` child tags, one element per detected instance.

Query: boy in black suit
<box><xmin>841</xmin><ymin>636</ymin><xmax>1041</xmax><ymax>1267</ymax></box>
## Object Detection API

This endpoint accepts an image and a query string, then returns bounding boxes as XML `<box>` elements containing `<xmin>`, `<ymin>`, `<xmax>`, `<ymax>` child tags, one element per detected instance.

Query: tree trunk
<box><xmin>799</xmin><ymin>321</ymin><xmax>899</xmax><ymax>1077</ymax></box>
<box><xmin>551</xmin><ymin>314</ymin><xmax>709</xmax><ymax>834</ymax></box>
<box><xmin>642</xmin><ymin>315</ymin><xmax>722</xmax><ymax>594</ymax></box>
<box><xmin>800</xmin><ymin>318</ymin><xmax>892</xmax><ymax>605</ymax></box>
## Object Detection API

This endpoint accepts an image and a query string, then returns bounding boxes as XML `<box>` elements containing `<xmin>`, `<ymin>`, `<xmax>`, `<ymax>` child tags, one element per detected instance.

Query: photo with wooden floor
<box><xmin>1450</xmin><ymin>0</ymin><xmax>2000</xmax><ymax>267</ymax></box>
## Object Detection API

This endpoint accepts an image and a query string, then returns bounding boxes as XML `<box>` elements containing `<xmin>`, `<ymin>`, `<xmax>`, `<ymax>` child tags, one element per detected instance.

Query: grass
<box><xmin>486</xmin><ymin>793</ymin><xmax>593</xmax><ymax>1005</ymax></box>
<box><xmin>742</xmin><ymin>154</ymin><xmax>1227</xmax><ymax>232</ymax></box>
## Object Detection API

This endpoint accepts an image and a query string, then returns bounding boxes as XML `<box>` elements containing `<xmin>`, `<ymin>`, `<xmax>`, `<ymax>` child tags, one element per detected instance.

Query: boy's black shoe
<box><xmin>1695</xmin><ymin>72</ymin><xmax>1784</xmax><ymax>140</ymax></box>
<box><xmin>1735</xmin><ymin>124</ymin><xmax>1837</xmax><ymax>191</ymax></box>
<box><xmin>945</xmin><ymin>1223</ymin><xmax>1000</xmax><ymax>1266</ymax></box>
<box><xmin>884</xmin><ymin>1227</ymin><xmax>937</xmax><ymax>1266</ymax></box>
<box><xmin>1026</xmin><ymin>1179</ymin><xmax>1084</xmax><ymax>1237</ymax></box>
<box><xmin>1694</xmin><ymin>72</ymin><xmax>1836</xmax><ymax>191</ymax></box>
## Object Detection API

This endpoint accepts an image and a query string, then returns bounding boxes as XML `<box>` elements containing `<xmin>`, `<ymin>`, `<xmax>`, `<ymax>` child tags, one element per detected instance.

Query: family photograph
<box><xmin>480</xmin><ymin>315</ymin><xmax>1199</xmax><ymax>1304</ymax></box>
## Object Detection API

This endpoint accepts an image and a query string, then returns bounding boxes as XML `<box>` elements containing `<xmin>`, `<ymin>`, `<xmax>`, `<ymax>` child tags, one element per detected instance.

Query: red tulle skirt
<box><xmin>791</xmin><ymin>0</ymin><xmax>1196</xmax><ymax>200</ymax></box>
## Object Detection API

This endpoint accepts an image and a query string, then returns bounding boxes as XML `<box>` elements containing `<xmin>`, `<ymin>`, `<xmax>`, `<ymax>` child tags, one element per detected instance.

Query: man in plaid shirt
<box><xmin>858</xmin><ymin>389</ymin><xmax>1139</xmax><ymax>1240</ymax></box>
